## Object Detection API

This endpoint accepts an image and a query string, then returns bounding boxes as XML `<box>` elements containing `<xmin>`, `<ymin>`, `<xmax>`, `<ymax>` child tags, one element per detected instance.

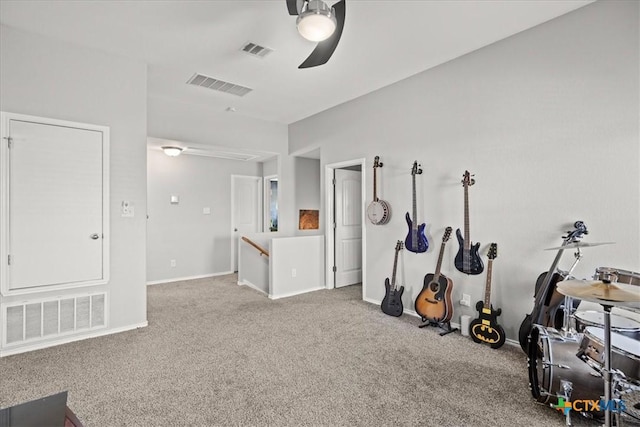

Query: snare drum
<box><xmin>528</xmin><ymin>325</ymin><xmax>603</xmax><ymax>407</ymax></box>
<box><xmin>578</xmin><ymin>327</ymin><xmax>640</xmax><ymax>382</ymax></box>
<box><xmin>595</xmin><ymin>267</ymin><xmax>640</xmax><ymax>286</ymax></box>
<box><xmin>574</xmin><ymin>310</ymin><xmax>640</xmax><ymax>339</ymax></box>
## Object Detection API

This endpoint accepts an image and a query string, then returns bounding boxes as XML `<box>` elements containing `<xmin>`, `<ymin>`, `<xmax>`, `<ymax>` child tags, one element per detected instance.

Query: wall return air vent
<box><xmin>186</xmin><ymin>73</ymin><xmax>252</xmax><ymax>97</ymax></box>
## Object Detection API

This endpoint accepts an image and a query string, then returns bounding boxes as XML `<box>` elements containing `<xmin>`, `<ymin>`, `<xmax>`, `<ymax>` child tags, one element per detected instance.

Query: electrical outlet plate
<box><xmin>121</xmin><ymin>201</ymin><xmax>134</xmax><ymax>217</ymax></box>
<box><xmin>461</xmin><ymin>294</ymin><xmax>471</xmax><ymax>307</ymax></box>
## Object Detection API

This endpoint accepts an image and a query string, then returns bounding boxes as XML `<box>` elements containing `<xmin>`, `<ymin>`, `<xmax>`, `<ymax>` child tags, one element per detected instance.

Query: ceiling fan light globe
<box><xmin>296</xmin><ymin>1</ymin><xmax>337</xmax><ymax>42</ymax></box>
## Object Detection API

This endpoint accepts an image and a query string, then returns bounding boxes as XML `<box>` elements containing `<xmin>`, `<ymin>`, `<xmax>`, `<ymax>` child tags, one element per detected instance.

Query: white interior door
<box><xmin>5</xmin><ymin>117</ymin><xmax>107</xmax><ymax>291</ymax></box>
<box><xmin>232</xmin><ymin>175</ymin><xmax>262</xmax><ymax>272</ymax></box>
<box><xmin>334</xmin><ymin>169</ymin><xmax>362</xmax><ymax>287</ymax></box>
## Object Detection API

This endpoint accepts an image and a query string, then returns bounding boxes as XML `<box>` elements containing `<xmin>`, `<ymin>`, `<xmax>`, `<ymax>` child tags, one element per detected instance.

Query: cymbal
<box><xmin>557</xmin><ymin>279</ymin><xmax>640</xmax><ymax>308</ymax></box>
<box><xmin>544</xmin><ymin>241</ymin><xmax>615</xmax><ymax>251</ymax></box>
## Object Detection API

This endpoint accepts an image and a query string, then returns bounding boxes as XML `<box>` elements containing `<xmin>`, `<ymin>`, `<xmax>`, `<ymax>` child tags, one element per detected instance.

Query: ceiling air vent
<box><xmin>240</xmin><ymin>42</ymin><xmax>273</xmax><ymax>58</ymax></box>
<box><xmin>186</xmin><ymin>73</ymin><xmax>252</xmax><ymax>97</ymax></box>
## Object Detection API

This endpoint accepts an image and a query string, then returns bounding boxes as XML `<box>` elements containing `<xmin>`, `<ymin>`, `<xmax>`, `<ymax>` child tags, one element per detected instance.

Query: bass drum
<box><xmin>528</xmin><ymin>325</ymin><xmax>603</xmax><ymax>407</ymax></box>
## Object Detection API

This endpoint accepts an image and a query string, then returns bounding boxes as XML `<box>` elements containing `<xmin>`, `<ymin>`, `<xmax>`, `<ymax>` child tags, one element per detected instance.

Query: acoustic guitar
<box><xmin>454</xmin><ymin>170</ymin><xmax>483</xmax><ymax>274</ymax></box>
<box><xmin>415</xmin><ymin>227</ymin><xmax>454</xmax><ymax>323</ymax></box>
<box><xmin>381</xmin><ymin>241</ymin><xmax>404</xmax><ymax>317</ymax></box>
<box><xmin>404</xmin><ymin>161</ymin><xmax>428</xmax><ymax>253</ymax></box>
<box><xmin>366</xmin><ymin>156</ymin><xmax>391</xmax><ymax>225</ymax></box>
<box><xmin>469</xmin><ymin>243</ymin><xmax>505</xmax><ymax>349</ymax></box>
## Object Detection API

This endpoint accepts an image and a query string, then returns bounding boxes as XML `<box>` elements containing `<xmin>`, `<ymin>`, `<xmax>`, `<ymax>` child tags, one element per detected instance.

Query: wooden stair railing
<box><xmin>241</xmin><ymin>236</ymin><xmax>269</xmax><ymax>258</ymax></box>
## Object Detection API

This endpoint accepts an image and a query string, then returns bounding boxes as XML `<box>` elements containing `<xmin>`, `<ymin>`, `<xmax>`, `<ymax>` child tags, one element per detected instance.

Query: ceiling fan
<box><xmin>286</xmin><ymin>0</ymin><xmax>346</xmax><ymax>69</ymax></box>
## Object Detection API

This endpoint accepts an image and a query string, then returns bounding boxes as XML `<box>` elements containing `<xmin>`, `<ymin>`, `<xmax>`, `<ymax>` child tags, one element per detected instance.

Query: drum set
<box><xmin>528</xmin><ymin>266</ymin><xmax>640</xmax><ymax>426</ymax></box>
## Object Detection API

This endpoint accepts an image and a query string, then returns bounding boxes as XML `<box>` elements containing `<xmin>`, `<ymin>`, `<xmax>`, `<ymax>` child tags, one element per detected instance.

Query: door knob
<box><xmin>234</xmin><ymin>228</ymin><xmax>238</xmax><ymax>232</ymax></box>
<box><xmin>90</xmin><ymin>233</ymin><xmax>100</xmax><ymax>240</ymax></box>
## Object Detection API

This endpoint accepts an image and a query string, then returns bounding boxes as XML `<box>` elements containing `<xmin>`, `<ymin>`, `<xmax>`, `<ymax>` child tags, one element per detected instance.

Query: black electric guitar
<box><xmin>404</xmin><ymin>161</ymin><xmax>429</xmax><ymax>253</ymax></box>
<box><xmin>381</xmin><ymin>241</ymin><xmax>404</xmax><ymax>317</ymax></box>
<box><xmin>415</xmin><ymin>227</ymin><xmax>454</xmax><ymax>323</ymax></box>
<box><xmin>455</xmin><ymin>170</ymin><xmax>483</xmax><ymax>275</ymax></box>
<box><xmin>469</xmin><ymin>243</ymin><xmax>505</xmax><ymax>349</ymax></box>
<box><xmin>517</xmin><ymin>221</ymin><xmax>588</xmax><ymax>352</ymax></box>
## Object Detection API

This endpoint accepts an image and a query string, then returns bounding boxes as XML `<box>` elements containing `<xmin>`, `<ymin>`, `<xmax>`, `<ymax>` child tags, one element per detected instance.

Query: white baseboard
<box><xmin>237</xmin><ymin>279</ymin><xmax>268</xmax><ymax>296</ymax></box>
<box><xmin>269</xmin><ymin>286</ymin><xmax>325</xmax><ymax>300</ymax></box>
<box><xmin>0</xmin><ymin>321</ymin><xmax>149</xmax><ymax>357</ymax></box>
<box><xmin>147</xmin><ymin>271</ymin><xmax>234</xmax><ymax>286</ymax></box>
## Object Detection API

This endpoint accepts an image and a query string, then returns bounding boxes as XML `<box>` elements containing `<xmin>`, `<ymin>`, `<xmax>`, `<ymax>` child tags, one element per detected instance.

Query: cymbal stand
<box><xmin>602</xmin><ymin>303</ymin><xmax>613</xmax><ymax>427</ymax></box>
<box><xmin>560</xmin><ymin>249</ymin><xmax>582</xmax><ymax>337</ymax></box>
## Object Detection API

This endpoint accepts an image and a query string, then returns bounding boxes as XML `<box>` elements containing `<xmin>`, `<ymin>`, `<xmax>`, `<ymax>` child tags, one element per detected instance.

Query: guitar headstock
<box><xmin>373</xmin><ymin>156</ymin><xmax>383</xmax><ymax>168</ymax></box>
<box><xmin>411</xmin><ymin>161</ymin><xmax>422</xmax><ymax>175</ymax></box>
<box><xmin>395</xmin><ymin>240</ymin><xmax>403</xmax><ymax>252</ymax></box>
<box><xmin>462</xmin><ymin>170</ymin><xmax>475</xmax><ymax>187</ymax></box>
<box><xmin>488</xmin><ymin>243</ymin><xmax>498</xmax><ymax>260</ymax></box>
<box><xmin>443</xmin><ymin>226</ymin><xmax>452</xmax><ymax>242</ymax></box>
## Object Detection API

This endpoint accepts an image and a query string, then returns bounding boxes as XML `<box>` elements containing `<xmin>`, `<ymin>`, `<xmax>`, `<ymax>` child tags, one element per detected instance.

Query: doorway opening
<box><xmin>325</xmin><ymin>159</ymin><xmax>366</xmax><ymax>299</ymax></box>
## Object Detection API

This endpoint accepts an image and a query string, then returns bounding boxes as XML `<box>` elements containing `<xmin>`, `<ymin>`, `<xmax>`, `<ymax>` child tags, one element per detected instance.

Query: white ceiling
<box><xmin>0</xmin><ymin>0</ymin><xmax>593</xmax><ymax>125</ymax></box>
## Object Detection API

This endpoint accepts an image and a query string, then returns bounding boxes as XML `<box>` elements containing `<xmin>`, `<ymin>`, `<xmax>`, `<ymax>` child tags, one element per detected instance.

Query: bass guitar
<box><xmin>469</xmin><ymin>243</ymin><xmax>505</xmax><ymax>349</ymax></box>
<box><xmin>455</xmin><ymin>170</ymin><xmax>483</xmax><ymax>275</ymax></box>
<box><xmin>415</xmin><ymin>227</ymin><xmax>454</xmax><ymax>323</ymax></box>
<box><xmin>366</xmin><ymin>156</ymin><xmax>391</xmax><ymax>225</ymax></box>
<box><xmin>405</xmin><ymin>161</ymin><xmax>428</xmax><ymax>253</ymax></box>
<box><xmin>517</xmin><ymin>221</ymin><xmax>587</xmax><ymax>352</ymax></box>
<box><xmin>381</xmin><ymin>241</ymin><xmax>404</xmax><ymax>317</ymax></box>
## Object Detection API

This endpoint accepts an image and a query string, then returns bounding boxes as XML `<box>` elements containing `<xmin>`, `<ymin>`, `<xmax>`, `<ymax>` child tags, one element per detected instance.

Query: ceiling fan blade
<box><xmin>286</xmin><ymin>0</ymin><xmax>300</xmax><ymax>15</ymax></box>
<box><xmin>298</xmin><ymin>0</ymin><xmax>345</xmax><ymax>69</ymax></box>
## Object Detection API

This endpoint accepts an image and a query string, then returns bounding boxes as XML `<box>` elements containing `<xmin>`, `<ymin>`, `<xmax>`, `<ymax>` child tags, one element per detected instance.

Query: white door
<box><xmin>334</xmin><ymin>169</ymin><xmax>362</xmax><ymax>287</ymax></box>
<box><xmin>231</xmin><ymin>175</ymin><xmax>262</xmax><ymax>272</ymax></box>
<box><xmin>5</xmin><ymin>117</ymin><xmax>106</xmax><ymax>291</ymax></box>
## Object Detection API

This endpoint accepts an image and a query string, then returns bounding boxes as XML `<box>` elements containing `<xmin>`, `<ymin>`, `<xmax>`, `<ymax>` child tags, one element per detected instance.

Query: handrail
<box><xmin>241</xmin><ymin>236</ymin><xmax>269</xmax><ymax>258</ymax></box>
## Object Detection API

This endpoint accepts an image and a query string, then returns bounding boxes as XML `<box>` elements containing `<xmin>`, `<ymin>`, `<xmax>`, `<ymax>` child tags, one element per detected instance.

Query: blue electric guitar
<box><xmin>405</xmin><ymin>161</ymin><xmax>429</xmax><ymax>253</ymax></box>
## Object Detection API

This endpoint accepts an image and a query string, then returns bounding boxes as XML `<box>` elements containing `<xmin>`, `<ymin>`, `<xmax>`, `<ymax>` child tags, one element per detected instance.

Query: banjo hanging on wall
<box><xmin>367</xmin><ymin>156</ymin><xmax>391</xmax><ymax>225</ymax></box>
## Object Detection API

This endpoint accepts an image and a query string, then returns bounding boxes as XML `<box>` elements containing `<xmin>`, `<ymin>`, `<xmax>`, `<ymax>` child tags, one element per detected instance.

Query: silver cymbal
<box><xmin>557</xmin><ymin>279</ymin><xmax>640</xmax><ymax>308</ymax></box>
<box><xmin>544</xmin><ymin>241</ymin><xmax>615</xmax><ymax>251</ymax></box>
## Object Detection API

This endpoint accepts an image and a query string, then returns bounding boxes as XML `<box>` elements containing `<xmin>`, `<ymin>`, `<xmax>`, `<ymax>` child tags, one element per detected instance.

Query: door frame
<box><xmin>324</xmin><ymin>158</ymin><xmax>366</xmax><ymax>298</ymax></box>
<box><xmin>263</xmin><ymin>174</ymin><xmax>277</xmax><ymax>232</ymax></box>
<box><xmin>230</xmin><ymin>174</ymin><xmax>263</xmax><ymax>272</ymax></box>
<box><xmin>0</xmin><ymin>112</ymin><xmax>110</xmax><ymax>296</ymax></box>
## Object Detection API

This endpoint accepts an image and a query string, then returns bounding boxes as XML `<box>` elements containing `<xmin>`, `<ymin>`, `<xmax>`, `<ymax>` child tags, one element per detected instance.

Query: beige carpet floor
<box><xmin>0</xmin><ymin>274</ymin><xmax>630</xmax><ymax>426</ymax></box>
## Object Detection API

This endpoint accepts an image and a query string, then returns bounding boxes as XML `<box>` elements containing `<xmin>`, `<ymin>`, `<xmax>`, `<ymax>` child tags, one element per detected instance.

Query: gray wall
<box><xmin>147</xmin><ymin>149</ymin><xmax>262</xmax><ymax>282</ymax></box>
<box><xmin>289</xmin><ymin>0</ymin><xmax>639</xmax><ymax>341</ymax></box>
<box><xmin>0</xmin><ymin>25</ymin><xmax>148</xmax><ymax>330</ymax></box>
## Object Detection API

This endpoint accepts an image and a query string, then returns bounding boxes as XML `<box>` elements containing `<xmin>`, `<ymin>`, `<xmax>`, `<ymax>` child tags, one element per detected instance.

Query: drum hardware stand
<box><xmin>560</xmin><ymin>249</ymin><xmax>583</xmax><ymax>338</ymax></box>
<box><xmin>559</xmin><ymin>379</ymin><xmax>574</xmax><ymax>426</ymax></box>
<box><xmin>419</xmin><ymin>319</ymin><xmax>458</xmax><ymax>336</ymax></box>
<box><xmin>602</xmin><ymin>303</ymin><xmax>614</xmax><ymax>427</ymax></box>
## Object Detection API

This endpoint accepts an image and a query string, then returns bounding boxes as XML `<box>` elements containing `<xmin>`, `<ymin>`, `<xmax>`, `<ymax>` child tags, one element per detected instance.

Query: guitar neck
<box><xmin>463</xmin><ymin>183</ymin><xmax>470</xmax><ymax>250</ymax></box>
<box><xmin>391</xmin><ymin>249</ymin><xmax>400</xmax><ymax>290</ymax></box>
<box><xmin>412</xmin><ymin>173</ymin><xmax>417</xmax><ymax>229</ymax></box>
<box><xmin>373</xmin><ymin>165</ymin><xmax>378</xmax><ymax>202</ymax></box>
<box><xmin>484</xmin><ymin>259</ymin><xmax>493</xmax><ymax>308</ymax></box>
<box><xmin>434</xmin><ymin>241</ymin><xmax>446</xmax><ymax>278</ymax></box>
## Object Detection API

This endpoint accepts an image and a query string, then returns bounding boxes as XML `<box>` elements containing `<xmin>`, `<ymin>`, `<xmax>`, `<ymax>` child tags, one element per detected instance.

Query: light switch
<box><xmin>170</xmin><ymin>195</ymin><xmax>179</xmax><ymax>204</ymax></box>
<box><xmin>203</xmin><ymin>207</ymin><xmax>211</xmax><ymax>215</ymax></box>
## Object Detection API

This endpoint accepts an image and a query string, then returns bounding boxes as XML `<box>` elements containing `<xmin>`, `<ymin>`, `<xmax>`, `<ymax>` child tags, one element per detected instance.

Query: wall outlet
<box><xmin>203</xmin><ymin>207</ymin><xmax>211</xmax><ymax>215</ymax></box>
<box><xmin>291</xmin><ymin>268</ymin><xmax>297</xmax><ymax>278</ymax></box>
<box><xmin>170</xmin><ymin>259</ymin><xmax>176</xmax><ymax>268</ymax></box>
<box><xmin>121</xmin><ymin>200</ymin><xmax>135</xmax><ymax>217</ymax></box>
<box><xmin>460</xmin><ymin>294</ymin><xmax>471</xmax><ymax>307</ymax></box>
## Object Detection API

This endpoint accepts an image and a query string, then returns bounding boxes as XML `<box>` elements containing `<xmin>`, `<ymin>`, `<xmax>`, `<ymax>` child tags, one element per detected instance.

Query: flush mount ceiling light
<box><xmin>296</xmin><ymin>0</ymin><xmax>337</xmax><ymax>42</ymax></box>
<box><xmin>162</xmin><ymin>146</ymin><xmax>183</xmax><ymax>157</ymax></box>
